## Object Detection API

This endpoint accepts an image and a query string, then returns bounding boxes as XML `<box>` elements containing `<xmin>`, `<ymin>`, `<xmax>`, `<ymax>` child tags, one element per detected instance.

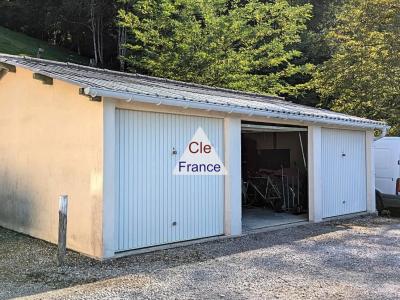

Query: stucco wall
<box><xmin>0</xmin><ymin>67</ymin><xmax>104</xmax><ymax>258</ymax></box>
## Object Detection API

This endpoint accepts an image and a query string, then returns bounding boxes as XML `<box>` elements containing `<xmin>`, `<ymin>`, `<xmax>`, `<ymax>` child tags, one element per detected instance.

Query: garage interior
<box><xmin>241</xmin><ymin>122</ymin><xmax>309</xmax><ymax>231</ymax></box>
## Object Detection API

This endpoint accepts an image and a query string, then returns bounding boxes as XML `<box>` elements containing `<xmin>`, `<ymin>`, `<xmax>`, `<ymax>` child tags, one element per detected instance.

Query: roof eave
<box><xmin>85</xmin><ymin>87</ymin><xmax>388</xmax><ymax>131</ymax></box>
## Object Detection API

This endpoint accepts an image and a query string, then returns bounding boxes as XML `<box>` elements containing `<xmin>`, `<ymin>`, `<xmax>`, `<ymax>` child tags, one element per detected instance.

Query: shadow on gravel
<box><xmin>0</xmin><ymin>216</ymin><xmax>396</xmax><ymax>299</ymax></box>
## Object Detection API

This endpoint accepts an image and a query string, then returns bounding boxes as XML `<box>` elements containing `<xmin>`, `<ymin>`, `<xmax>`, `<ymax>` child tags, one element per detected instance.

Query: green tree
<box><xmin>286</xmin><ymin>0</ymin><xmax>342</xmax><ymax>106</ymax></box>
<box><xmin>313</xmin><ymin>0</ymin><xmax>400</xmax><ymax>135</ymax></box>
<box><xmin>119</xmin><ymin>0</ymin><xmax>313</xmax><ymax>96</ymax></box>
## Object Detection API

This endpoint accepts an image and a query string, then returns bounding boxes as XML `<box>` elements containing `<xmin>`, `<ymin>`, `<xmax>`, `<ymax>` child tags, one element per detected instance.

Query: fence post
<box><xmin>57</xmin><ymin>195</ymin><xmax>68</xmax><ymax>266</ymax></box>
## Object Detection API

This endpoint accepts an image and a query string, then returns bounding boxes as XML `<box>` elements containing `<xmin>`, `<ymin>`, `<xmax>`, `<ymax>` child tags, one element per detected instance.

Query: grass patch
<box><xmin>0</xmin><ymin>26</ymin><xmax>88</xmax><ymax>64</ymax></box>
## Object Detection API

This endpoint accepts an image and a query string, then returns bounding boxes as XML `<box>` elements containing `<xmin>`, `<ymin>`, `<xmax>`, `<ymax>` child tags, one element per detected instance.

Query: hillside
<box><xmin>0</xmin><ymin>26</ymin><xmax>88</xmax><ymax>64</ymax></box>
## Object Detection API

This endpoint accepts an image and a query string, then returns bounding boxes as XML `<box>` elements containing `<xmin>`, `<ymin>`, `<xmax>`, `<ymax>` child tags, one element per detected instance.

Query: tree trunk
<box><xmin>97</xmin><ymin>16</ymin><xmax>104</xmax><ymax>66</ymax></box>
<box><xmin>90</xmin><ymin>0</ymin><xmax>98</xmax><ymax>66</ymax></box>
<box><xmin>118</xmin><ymin>26</ymin><xmax>127</xmax><ymax>71</ymax></box>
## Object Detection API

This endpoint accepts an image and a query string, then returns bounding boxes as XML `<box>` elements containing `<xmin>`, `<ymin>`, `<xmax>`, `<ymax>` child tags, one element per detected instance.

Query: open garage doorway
<box><xmin>241</xmin><ymin>122</ymin><xmax>309</xmax><ymax>231</ymax></box>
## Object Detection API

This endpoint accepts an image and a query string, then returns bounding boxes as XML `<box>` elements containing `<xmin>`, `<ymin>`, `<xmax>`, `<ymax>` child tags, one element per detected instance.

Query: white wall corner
<box><xmin>308</xmin><ymin>126</ymin><xmax>323</xmax><ymax>222</ymax></box>
<box><xmin>224</xmin><ymin>117</ymin><xmax>242</xmax><ymax>236</ymax></box>
<box><xmin>366</xmin><ymin>131</ymin><xmax>376</xmax><ymax>213</ymax></box>
<box><xmin>102</xmin><ymin>99</ymin><xmax>116</xmax><ymax>258</ymax></box>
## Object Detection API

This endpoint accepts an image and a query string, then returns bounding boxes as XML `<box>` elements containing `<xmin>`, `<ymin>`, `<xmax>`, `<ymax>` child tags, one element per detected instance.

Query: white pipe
<box><xmin>84</xmin><ymin>87</ymin><xmax>388</xmax><ymax>131</ymax></box>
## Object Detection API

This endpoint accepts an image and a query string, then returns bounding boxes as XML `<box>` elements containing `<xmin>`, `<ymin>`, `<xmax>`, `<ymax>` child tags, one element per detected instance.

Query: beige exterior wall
<box><xmin>0</xmin><ymin>68</ymin><xmax>104</xmax><ymax>258</ymax></box>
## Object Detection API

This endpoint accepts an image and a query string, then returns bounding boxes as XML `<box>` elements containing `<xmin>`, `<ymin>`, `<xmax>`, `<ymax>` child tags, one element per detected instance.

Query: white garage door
<box><xmin>321</xmin><ymin>128</ymin><xmax>367</xmax><ymax>218</ymax></box>
<box><xmin>115</xmin><ymin>109</ymin><xmax>224</xmax><ymax>251</ymax></box>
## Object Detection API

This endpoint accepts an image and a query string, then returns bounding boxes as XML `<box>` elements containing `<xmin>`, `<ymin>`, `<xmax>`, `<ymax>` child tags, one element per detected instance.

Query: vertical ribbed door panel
<box><xmin>321</xmin><ymin>128</ymin><xmax>367</xmax><ymax>218</ymax></box>
<box><xmin>115</xmin><ymin>109</ymin><xmax>224</xmax><ymax>251</ymax></box>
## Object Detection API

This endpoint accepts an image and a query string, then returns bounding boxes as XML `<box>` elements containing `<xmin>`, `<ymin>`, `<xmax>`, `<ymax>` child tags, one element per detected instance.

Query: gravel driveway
<box><xmin>1</xmin><ymin>216</ymin><xmax>400</xmax><ymax>300</ymax></box>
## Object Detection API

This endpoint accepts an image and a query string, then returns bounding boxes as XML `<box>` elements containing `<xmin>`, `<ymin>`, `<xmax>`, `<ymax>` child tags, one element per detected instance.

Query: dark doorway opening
<box><xmin>241</xmin><ymin>122</ymin><xmax>309</xmax><ymax>230</ymax></box>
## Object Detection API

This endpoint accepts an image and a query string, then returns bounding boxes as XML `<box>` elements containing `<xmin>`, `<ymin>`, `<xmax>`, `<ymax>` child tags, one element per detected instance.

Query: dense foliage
<box><xmin>119</xmin><ymin>0</ymin><xmax>313</xmax><ymax>96</ymax></box>
<box><xmin>313</xmin><ymin>0</ymin><xmax>400</xmax><ymax>135</ymax></box>
<box><xmin>0</xmin><ymin>0</ymin><xmax>398</xmax><ymax>134</ymax></box>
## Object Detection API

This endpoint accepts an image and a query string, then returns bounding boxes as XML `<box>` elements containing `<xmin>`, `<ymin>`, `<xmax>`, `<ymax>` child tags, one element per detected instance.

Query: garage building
<box><xmin>0</xmin><ymin>54</ymin><xmax>388</xmax><ymax>259</ymax></box>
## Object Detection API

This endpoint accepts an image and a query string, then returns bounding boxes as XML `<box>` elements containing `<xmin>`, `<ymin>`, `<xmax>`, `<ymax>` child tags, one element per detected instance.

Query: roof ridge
<box><xmin>0</xmin><ymin>53</ymin><xmax>285</xmax><ymax>101</ymax></box>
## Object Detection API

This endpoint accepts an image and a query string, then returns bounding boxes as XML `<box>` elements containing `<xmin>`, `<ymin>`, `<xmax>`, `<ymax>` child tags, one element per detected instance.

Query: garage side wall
<box><xmin>0</xmin><ymin>68</ymin><xmax>104</xmax><ymax>258</ymax></box>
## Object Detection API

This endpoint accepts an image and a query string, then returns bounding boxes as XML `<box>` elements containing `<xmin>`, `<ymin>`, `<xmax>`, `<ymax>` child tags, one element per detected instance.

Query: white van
<box><xmin>374</xmin><ymin>137</ymin><xmax>400</xmax><ymax>195</ymax></box>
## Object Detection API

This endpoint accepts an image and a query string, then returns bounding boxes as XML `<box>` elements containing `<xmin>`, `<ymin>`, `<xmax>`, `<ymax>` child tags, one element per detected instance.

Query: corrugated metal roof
<box><xmin>0</xmin><ymin>53</ymin><xmax>387</xmax><ymax>129</ymax></box>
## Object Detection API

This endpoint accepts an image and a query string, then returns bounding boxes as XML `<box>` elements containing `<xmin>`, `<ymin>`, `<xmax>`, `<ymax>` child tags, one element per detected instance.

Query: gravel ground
<box><xmin>1</xmin><ymin>215</ymin><xmax>400</xmax><ymax>300</ymax></box>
